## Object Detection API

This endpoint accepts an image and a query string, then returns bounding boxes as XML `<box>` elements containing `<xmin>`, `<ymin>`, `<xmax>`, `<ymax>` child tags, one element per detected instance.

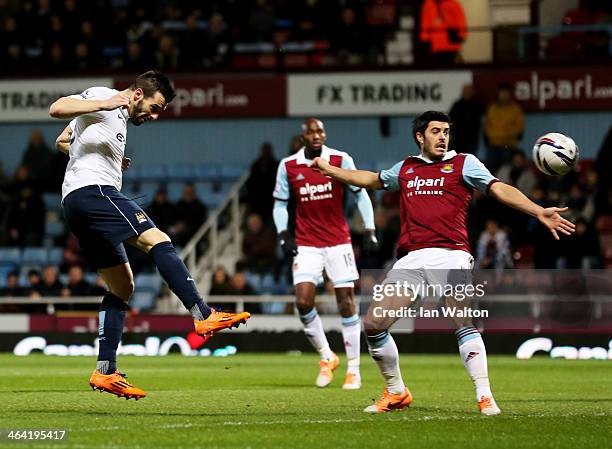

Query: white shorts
<box><xmin>292</xmin><ymin>243</ymin><xmax>358</xmax><ymax>288</ymax></box>
<box><xmin>385</xmin><ymin>248</ymin><xmax>474</xmax><ymax>300</ymax></box>
<box><xmin>392</xmin><ymin>248</ymin><xmax>474</xmax><ymax>270</ymax></box>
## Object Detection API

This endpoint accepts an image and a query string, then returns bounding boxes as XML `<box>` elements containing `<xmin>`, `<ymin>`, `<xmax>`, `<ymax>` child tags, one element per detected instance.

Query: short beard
<box><xmin>131</xmin><ymin>99</ymin><xmax>145</xmax><ymax>126</ymax></box>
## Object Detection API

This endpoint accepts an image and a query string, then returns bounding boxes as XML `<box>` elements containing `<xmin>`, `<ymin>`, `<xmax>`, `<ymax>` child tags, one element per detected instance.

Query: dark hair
<box><xmin>130</xmin><ymin>70</ymin><xmax>176</xmax><ymax>103</ymax></box>
<box><xmin>412</xmin><ymin>111</ymin><xmax>451</xmax><ymax>145</ymax></box>
<box><xmin>497</xmin><ymin>82</ymin><xmax>512</xmax><ymax>92</ymax></box>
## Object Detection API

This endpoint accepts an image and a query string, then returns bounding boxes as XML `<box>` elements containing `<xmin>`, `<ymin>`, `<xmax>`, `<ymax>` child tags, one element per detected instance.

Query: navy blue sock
<box><xmin>97</xmin><ymin>293</ymin><xmax>129</xmax><ymax>374</ymax></box>
<box><xmin>148</xmin><ymin>241</ymin><xmax>211</xmax><ymax>320</ymax></box>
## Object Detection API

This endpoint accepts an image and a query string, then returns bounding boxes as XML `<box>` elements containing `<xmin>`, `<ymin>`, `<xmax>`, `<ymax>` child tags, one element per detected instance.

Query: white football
<box><xmin>532</xmin><ymin>132</ymin><xmax>579</xmax><ymax>176</ymax></box>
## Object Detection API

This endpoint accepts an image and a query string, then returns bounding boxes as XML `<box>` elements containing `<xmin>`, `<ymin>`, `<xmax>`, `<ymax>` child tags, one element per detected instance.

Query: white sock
<box><xmin>342</xmin><ymin>314</ymin><xmax>361</xmax><ymax>374</ymax></box>
<box><xmin>300</xmin><ymin>308</ymin><xmax>334</xmax><ymax>360</ymax></box>
<box><xmin>367</xmin><ymin>331</ymin><xmax>405</xmax><ymax>394</ymax></box>
<box><xmin>456</xmin><ymin>328</ymin><xmax>492</xmax><ymax>401</ymax></box>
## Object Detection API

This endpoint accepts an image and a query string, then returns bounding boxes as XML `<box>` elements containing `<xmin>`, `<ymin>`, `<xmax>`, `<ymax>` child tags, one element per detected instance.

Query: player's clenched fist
<box><xmin>101</xmin><ymin>92</ymin><xmax>130</xmax><ymax>111</ymax></box>
<box><xmin>311</xmin><ymin>157</ymin><xmax>331</xmax><ymax>175</ymax></box>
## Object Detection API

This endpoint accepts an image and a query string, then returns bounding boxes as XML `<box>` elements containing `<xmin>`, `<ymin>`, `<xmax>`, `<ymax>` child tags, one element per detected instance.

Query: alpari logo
<box><xmin>299</xmin><ymin>182</ymin><xmax>333</xmax><ymax>202</ymax></box>
<box><xmin>406</xmin><ymin>176</ymin><xmax>445</xmax><ymax>191</ymax></box>
<box><xmin>513</xmin><ymin>72</ymin><xmax>612</xmax><ymax>109</ymax></box>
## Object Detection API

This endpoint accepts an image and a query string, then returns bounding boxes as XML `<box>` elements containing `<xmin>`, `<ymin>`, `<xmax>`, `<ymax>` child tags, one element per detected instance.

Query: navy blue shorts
<box><xmin>62</xmin><ymin>185</ymin><xmax>156</xmax><ymax>269</ymax></box>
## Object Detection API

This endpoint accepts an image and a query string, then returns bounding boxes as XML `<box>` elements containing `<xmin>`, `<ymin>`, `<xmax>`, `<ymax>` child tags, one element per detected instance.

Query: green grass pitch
<box><xmin>1</xmin><ymin>353</ymin><xmax>611</xmax><ymax>449</ymax></box>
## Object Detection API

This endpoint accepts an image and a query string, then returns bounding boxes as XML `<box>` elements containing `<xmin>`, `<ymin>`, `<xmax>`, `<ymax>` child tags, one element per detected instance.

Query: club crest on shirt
<box><xmin>440</xmin><ymin>163</ymin><xmax>454</xmax><ymax>174</ymax></box>
<box><xmin>135</xmin><ymin>211</ymin><xmax>147</xmax><ymax>223</ymax></box>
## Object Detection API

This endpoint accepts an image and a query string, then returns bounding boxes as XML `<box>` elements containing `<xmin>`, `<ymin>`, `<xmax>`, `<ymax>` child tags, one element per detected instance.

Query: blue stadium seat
<box><xmin>135</xmin><ymin>273</ymin><xmax>163</xmax><ymax>293</ymax></box>
<box><xmin>85</xmin><ymin>273</ymin><xmax>100</xmax><ymax>285</ymax></box>
<box><xmin>131</xmin><ymin>291</ymin><xmax>157</xmax><ymax>312</ymax></box>
<box><xmin>260</xmin><ymin>273</ymin><xmax>276</xmax><ymax>294</ymax></box>
<box><xmin>45</xmin><ymin>221</ymin><xmax>66</xmax><ymax>238</ymax></box>
<box><xmin>167</xmin><ymin>182</ymin><xmax>186</xmax><ymax>202</ymax></box>
<box><xmin>0</xmin><ymin>248</ymin><xmax>21</xmax><ymax>266</ymax></box>
<box><xmin>22</xmin><ymin>247</ymin><xmax>48</xmax><ymax>266</ymax></box>
<box><xmin>122</xmin><ymin>165</ymin><xmax>141</xmax><ymax>182</ymax></box>
<box><xmin>219</xmin><ymin>165</ymin><xmax>247</xmax><ymax>181</ymax></box>
<box><xmin>42</xmin><ymin>193</ymin><xmax>62</xmax><ymax>213</ymax></box>
<box><xmin>202</xmin><ymin>190</ymin><xmax>227</xmax><ymax>209</ymax></box>
<box><xmin>194</xmin><ymin>163</ymin><xmax>219</xmax><ymax>181</ymax></box>
<box><xmin>48</xmin><ymin>248</ymin><xmax>63</xmax><ymax>265</ymax></box>
<box><xmin>245</xmin><ymin>272</ymin><xmax>262</xmax><ymax>293</ymax></box>
<box><xmin>167</xmin><ymin>164</ymin><xmax>196</xmax><ymax>181</ymax></box>
<box><xmin>139</xmin><ymin>165</ymin><xmax>167</xmax><ymax>181</ymax></box>
<box><xmin>0</xmin><ymin>265</ymin><xmax>16</xmax><ymax>287</ymax></box>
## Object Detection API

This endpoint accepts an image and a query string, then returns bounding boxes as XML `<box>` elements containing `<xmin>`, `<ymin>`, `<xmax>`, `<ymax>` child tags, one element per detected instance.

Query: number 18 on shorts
<box><xmin>292</xmin><ymin>243</ymin><xmax>358</xmax><ymax>288</ymax></box>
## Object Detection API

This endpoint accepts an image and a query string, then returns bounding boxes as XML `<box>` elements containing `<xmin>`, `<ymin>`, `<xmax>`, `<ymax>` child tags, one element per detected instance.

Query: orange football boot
<box><xmin>315</xmin><ymin>352</ymin><xmax>340</xmax><ymax>387</ymax></box>
<box><xmin>363</xmin><ymin>388</ymin><xmax>413</xmax><ymax>413</ymax></box>
<box><xmin>478</xmin><ymin>395</ymin><xmax>502</xmax><ymax>415</ymax></box>
<box><xmin>194</xmin><ymin>309</ymin><xmax>251</xmax><ymax>339</ymax></box>
<box><xmin>89</xmin><ymin>370</ymin><xmax>146</xmax><ymax>400</ymax></box>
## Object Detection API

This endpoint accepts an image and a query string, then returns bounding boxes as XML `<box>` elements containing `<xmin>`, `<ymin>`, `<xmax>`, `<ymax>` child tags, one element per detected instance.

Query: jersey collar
<box><xmin>414</xmin><ymin>149</ymin><xmax>457</xmax><ymax>164</ymax></box>
<box><xmin>297</xmin><ymin>144</ymin><xmax>330</xmax><ymax>165</ymax></box>
<box><xmin>119</xmin><ymin>107</ymin><xmax>129</xmax><ymax>122</ymax></box>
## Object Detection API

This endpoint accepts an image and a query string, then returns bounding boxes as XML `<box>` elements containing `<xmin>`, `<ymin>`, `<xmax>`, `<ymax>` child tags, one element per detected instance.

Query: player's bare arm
<box><xmin>489</xmin><ymin>181</ymin><xmax>576</xmax><ymax>240</ymax></box>
<box><xmin>311</xmin><ymin>157</ymin><xmax>383</xmax><ymax>189</ymax></box>
<box><xmin>55</xmin><ymin>124</ymin><xmax>72</xmax><ymax>154</ymax></box>
<box><xmin>49</xmin><ymin>91</ymin><xmax>130</xmax><ymax>119</ymax></box>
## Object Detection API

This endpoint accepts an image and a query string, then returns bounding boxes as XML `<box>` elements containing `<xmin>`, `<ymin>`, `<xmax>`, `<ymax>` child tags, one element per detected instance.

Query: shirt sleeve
<box><xmin>340</xmin><ymin>154</ymin><xmax>362</xmax><ymax>193</ymax></box>
<box><xmin>378</xmin><ymin>161</ymin><xmax>403</xmax><ymax>191</ymax></box>
<box><xmin>273</xmin><ymin>161</ymin><xmax>290</xmax><ymax>200</ymax></box>
<box><xmin>462</xmin><ymin>154</ymin><xmax>499</xmax><ymax>194</ymax></box>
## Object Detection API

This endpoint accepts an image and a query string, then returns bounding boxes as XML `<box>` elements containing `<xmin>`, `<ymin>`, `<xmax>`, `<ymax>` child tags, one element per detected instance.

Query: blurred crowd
<box><xmin>2</xmin><ymin>0</ymin><xmax>609</xmax><ymax>74</ymax></box>
<box><xmin>0</xmin><ymin>0</ymin><xmax>394</xmax><ymax>72</ymax></box>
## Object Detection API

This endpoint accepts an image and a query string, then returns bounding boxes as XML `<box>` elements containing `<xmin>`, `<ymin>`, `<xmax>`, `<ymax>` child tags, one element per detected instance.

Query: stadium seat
<box><xmin>0</xmin><ymin>248</ymin><xmax>21</xmax><ymax>267</ymax></box>
<box><xmin>202</xmin><ymin>190</ymin><xmax>227</xmax><ymax>208</ymax></box>
<box><xmin>135</xmin><ymin>273</ymin><xmax>163</xmax><ymax>293</ymax></box>
<box><xmin>48</xmin><ymin>248</ymin><xmax>63</xmax><ymax>265</ymax></box>
<box><xmin>122</xmin><ymin>165</ymin><xmax>141</xmax><ymax>182</ymax></box>
<box><xmin>194</xmin><ymin>163</ymin><xmax>220</xmax><ymax>180</ymax></box>
<box><xmin>45</xmin><ymin>221</ymin><xmax>66</xmax><ymax>238</ymax></box>
<box><xmin>0</xmin><ymin>265</ymin><xmax>16</xmax><ymax>287</ymax></box>
<box><xmin>139</xmin><ymin>165</ymin><xmax>167</xmax><ymax>181</ymax></box>
<box><xmin>131</xmin><ymin>290</ymin><xmax>157</xmax><ymax>312</ymax></box>
<box><xmin>245</xmin><ymin>272</ymin><xmax>262</xmax><ymax>293</ymax></box>
<box><xmin>138</xmin><ymin>181</ymin><xmax>164</xmax><ymax>202</ymax></box>
<box><xmin>167</xmin><ymin>182</ymin><xmax>186</xmax><ymax>202</ymax></box>
<box><xmin>219</xmin><ymin>165</ymin><xmax>247</xmax><ymax>181</ymax></box>
<box><xmin>42</xmin><ymin>193</ymin><xmax>62</xmax><ymax>213</ymax></box>
<box><xmin>22</xmin><ymin>247</ymin><xmax>49</xmax><ymax>266</ymax></box>
<box><xmin>167</xmin><ymin>164</ymin><xmax>196</xmax><ymax>181</ymax></box>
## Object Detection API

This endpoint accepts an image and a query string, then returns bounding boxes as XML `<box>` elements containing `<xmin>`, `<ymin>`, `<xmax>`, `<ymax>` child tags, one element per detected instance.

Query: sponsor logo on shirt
<box><xmin>405</xmin><ymin>175</ymin><xmax>445</xmax><ymax>196</ymax></box>
<box><xmin>298</xmin><ymin>182</ymin><xmax>333</xmax><ymax>202</ymax></box>
<box><xmin>296</xmin><ymin>173</ymin><xmax>305</xmax><ymax>181</ymax></box>
<box><xmin>116</xmin><ymin>133</ymin><xmax>125</xmax><ymax>143</ymax></box>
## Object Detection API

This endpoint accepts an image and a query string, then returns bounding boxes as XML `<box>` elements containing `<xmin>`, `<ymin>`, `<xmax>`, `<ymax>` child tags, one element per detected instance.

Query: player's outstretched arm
<box><xmin>489</xmin><ymin>182</ymin><xmax>576</xmax><ymax>240</ymax></box>
<box><xmin>55</xmin><ymin>124</ymin><xmax>72</xmax><ymax>154</ymax></box>
<box><xmin>49</xmin><ymin>92</ymin><xmax>130</xmax><ymax>119</ymax></box>
<box><xmin>311</xmin><ymin>157</ymin><xmax>383</xmax><ymax>189</ymax></box>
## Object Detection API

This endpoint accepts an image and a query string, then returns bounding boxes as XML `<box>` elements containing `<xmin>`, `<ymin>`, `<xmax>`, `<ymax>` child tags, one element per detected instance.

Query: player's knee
<box><xmin>295</xmin><ymin>296</ymin><xmax>315</xmax><ymax>315</ymax></box>
<box><xmin>110</xmin><ymin>279</ymin><xmax>134</xmax><ymax>301</ymax></box>
<box><xmin>363</xmin><ymin>315</ymin><xmax>388</xmax><ymax>336</ymax></box>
